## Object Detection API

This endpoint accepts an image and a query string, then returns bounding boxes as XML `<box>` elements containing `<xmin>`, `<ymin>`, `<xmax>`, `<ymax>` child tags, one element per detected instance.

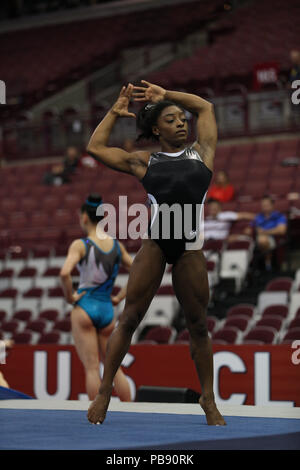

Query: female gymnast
<box><xmin>86</xmin><ymin>82</ymin><xmax>226</xmax><ymax>425</ymax></box>
<box><xmin>60</xmin><ymin>193</ymin><xmax>132</xmax><ymax>401</ymax></box>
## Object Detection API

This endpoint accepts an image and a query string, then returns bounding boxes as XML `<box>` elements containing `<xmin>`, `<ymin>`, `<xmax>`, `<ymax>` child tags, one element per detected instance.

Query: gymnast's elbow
<box><xmin>59</xmin><ymin>268</ymin><xmax>71</xmax><ymax>280</ymax></box>
<box><xmin>86</xmin><ymin>144</ymin><xmax>105</xmax><ymax>163</ymax></box>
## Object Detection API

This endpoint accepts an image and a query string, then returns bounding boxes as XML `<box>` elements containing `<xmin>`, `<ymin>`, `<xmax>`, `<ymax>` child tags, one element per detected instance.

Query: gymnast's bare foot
<box><xmin>199</xmin><ymin>395</ymin><xmax>226</xmax><ymax>425</ymax></box>
<box><xmin>87</xmin><ymin>385</ymin><xmax>112</xmax><ymax>424</ymax></box>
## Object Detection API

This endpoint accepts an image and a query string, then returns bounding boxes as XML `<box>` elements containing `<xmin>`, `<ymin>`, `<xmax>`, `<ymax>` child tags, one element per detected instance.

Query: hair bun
<box><xmin>87</xmin><ymin>193</ymin><xmax>102</xmax><ymax>204</ymax></box>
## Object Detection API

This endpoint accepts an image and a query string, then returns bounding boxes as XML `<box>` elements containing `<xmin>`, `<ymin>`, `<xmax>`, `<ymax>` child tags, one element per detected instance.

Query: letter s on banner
<box><xmin>100</xmin><ymin>352</ymin><xmax>136</xmax><ymax>401</ymax></box>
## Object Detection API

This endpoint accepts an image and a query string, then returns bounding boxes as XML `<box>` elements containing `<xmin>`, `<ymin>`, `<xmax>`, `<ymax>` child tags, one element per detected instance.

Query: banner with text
<box><xmin>1</xmin><ymin>344</ymin><xmax>300</xmax><ymax>406</ymax></box>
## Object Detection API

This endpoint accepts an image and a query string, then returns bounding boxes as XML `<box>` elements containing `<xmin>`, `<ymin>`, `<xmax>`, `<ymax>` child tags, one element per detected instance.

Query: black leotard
<box><xmin>140</xmin><ymin>144</ymin><xmax>212</xmax><ymax>264</ymax></box>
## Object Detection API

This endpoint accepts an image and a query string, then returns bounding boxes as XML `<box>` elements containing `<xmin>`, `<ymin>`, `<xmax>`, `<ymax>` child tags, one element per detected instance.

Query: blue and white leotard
<box><xmin>75</xmin><ymin>237</ymin><xmax>121</xmax><ymax>329</ymax></box>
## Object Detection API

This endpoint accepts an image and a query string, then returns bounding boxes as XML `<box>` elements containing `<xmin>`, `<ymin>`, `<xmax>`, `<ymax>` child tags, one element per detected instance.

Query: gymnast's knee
<box><xmin>188</xmin><ymin>317</ymin><xmax>209</xmax><ymax>342</ymax></box>
<box><xmin>118</xmin><ymin>306</ymin><xmax>143</xmax><ymax>336</ymax></box>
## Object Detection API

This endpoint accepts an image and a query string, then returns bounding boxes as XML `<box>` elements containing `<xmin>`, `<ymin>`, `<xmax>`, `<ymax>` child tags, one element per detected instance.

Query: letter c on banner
<box><xmin>213</xmin><ymin>351</ymin><xmax>247</xmax><ymax>405</ymax></box>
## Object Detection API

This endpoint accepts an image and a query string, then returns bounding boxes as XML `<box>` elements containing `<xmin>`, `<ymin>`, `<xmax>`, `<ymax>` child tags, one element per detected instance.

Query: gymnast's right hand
<box><xmin>111</xmin><ymin>84</ymin><xmax>136</xmax><ymax>118</ymax></box>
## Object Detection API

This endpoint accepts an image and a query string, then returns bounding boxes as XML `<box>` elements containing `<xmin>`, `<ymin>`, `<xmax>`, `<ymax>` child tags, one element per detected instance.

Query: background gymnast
<box><xmin>86</xmin><ymin>82</ymin><xmax>226</xmax><ymax>426</ymax></box>
<box><xmin>60</xmin><ymin>193</ymin><xmax>132</xmax><ymax>402</ymax></box>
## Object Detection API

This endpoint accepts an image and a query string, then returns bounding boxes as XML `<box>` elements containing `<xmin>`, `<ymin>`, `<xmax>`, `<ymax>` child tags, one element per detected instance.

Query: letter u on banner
<box><xmin>33</xmin><ymin>351</ymin><xmax>71</xmax><ymax>399</ymax></box>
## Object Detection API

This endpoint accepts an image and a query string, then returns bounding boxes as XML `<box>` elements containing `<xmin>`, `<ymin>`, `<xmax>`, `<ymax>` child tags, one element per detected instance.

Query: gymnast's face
<box><xmin>261</xmin><ymin>198</ymin><xmax>273</xmax><ymax>215</ymax></box>
<box><xmin>153</xmin><ymin>106</ymin><xmax>188</xmax><ymax>145</ymax></box>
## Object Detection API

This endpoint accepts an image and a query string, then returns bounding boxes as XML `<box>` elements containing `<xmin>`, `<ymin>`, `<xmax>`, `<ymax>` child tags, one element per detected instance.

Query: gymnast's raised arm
<box><xmin>86</xmin><ymin>84</ymin><xmax>149</xmax><ymax>178</ymax></box>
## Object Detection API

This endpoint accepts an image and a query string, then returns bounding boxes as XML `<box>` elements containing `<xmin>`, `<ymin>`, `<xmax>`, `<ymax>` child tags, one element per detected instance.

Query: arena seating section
<box><xmin>0</xmin><ymin>0</ymin><xmax>220</xmax><ymax>113</ymax></box>
<box><xmin>1</xmin><ymin>0</ymin><xmax>299</xmax><ymax>118</ymax></box>
<box><xmin>148</xmin><ymin>0</ymin><xmax>300</xmax><ymax>92</ymax></box>
<box><xmin>0</xmin><ymin>137</ymin><xmax>299</xmax><ymax>345</ymax></box>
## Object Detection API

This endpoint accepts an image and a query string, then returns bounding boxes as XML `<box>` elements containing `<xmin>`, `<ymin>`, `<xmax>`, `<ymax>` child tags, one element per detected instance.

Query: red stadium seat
<box><xmin>226</xmin><ymin>304</ymin><xmax>255</xmax><ymax>319</ymax></box>
<box><xmin>288</xmin><ymin>318</ymin><xmax>300</xmax><ymax>329</ymax></box>
<box><xmin>212</xmin><ymin>327</ymin><xmax>239</xmax><ymax>344</ymax></box>
<box><xmin>53</xmin><ymin>319</ymin><xmax>71</xmax><ymax>333</ymax></box>
<box><xmin>143</xmin><ymin>326</ymin><xmax>176</xmax><ymax>344</ymax></box>
<box><xmin>20</xmin><ymin>197</ymin><xmax>39</xmax><ymax>212</ymax></box>
<box><xmin>38</xmin><ymin>331</ymin><xmax>61</xmax><ymax>344</ymax></box>
<box><xmin>255</xmin><ymin>316</ymin><xmax>283</xmax><ymax>331</ymax></box>
<box><xmin>0</xmin><ymin>288</ymin><xmax>18</xmax><ymax>298</ymax></box>
<box><xmin>268</xmin><ymin>180</ymin><xmax>293</xmax><ymax>197</ymax></box>
<box><xmin>23</xmin><ymin>288</ymin><xmax>43</xmax><ymax>298</ymax></box>
<box><xmin>18</xmin><ymin>267</ymin><xmax>37</xmax><ymax>278</ymax></box>
<box><xmin>156</xmin><ymin>285</ymin><xmax>175</xmax><ymax>295</ymax></box>
<box><xmin>43</xmin><ymin>267</ymin><xmax>61</xmax><ymax>277</ymax></box>
<box><xmin>207</xmin><ymin>316</ymin><xmax>218</xmax><ymax>333</ymax></box>
<box><xmin>203</xmin><ymin>239</ymin><xmax>224</xmax><ymax>252</ymax></box>
<box><xmin>32</xmin><ymin>246</ymin><xmax>52</xmax><ymax>258</ymax></box>
<box><xmin>265</xmin><ymin>278</ymin><xmax>293</xmax><ymax>293</ymax></box>
<box><xmin>281</xmin><ymin>327</ymin><xmax>300</xmax><ymax>343</ymax></box>
<box><xmin>1</xmin><ymin>320</ymin><xmax>19</xmax><ymax>334</ymax></box>
<box><xmin>243</xmin><ymin>326</ymin><xmax>277</xmax><ymax>344</ymax></box>
<box><xmin>38</xmin><ymin>309</ymin><xmax>60</xmax><ymax>323</ymax></box>
<box><xmin>239</xmin><ymin>182</ymin><xmax>268</xmax><ymax>200</ymax></box>
<box><xmin>13</xmin><ymin>330</ymin><xmax>33</xmax><ymax>344</ymax></box>
<box><xmin>0</xmin><ymin>310</ymin><xmax>7</xmax><ymax>322</ymax></box>
<box><xmin>26</xmin><ymin>320</ymin><xmax>47</xmax><ymax>334</ymax></box>
<box><xmin>261</xmin><ymin>305</ymin><xmax>289</xmax><ymax>319</ymax></box>
<box><xmin>223</xmin><ymin>315</ymin><xmax>249</xmax><ymax>331</ymax></box>
<box><xmin>30</xmin><ymin>213</ymin><xmax>50</xmax><ymax>229</ymax></box>
<box><xmin>175</xmin><ymin>328</ymin><xmax>190</xmax><ymax>343</ymax></box>
<box><xmin>48</xmin><ymin>287</ymin><xmax>64</xmax><ymax>298</ymax></box>
<box><xmin>238</xmin><ymin>201</ymin><xmax>262</xmax><ymax>213</ymax></box>
<box><xmin>12</xmin><ymin>310</ymin><xmax>33</xmax><ymax>322</ymax></box>
<box><xmin>8</xmin><ymin>214</ymin><xmax>28</xmax><ymax>230</ymax></box>
<box><xmin>0</xmin><ymin>269</ymin><xmax>14</xmax><ymax>279</ymax></box>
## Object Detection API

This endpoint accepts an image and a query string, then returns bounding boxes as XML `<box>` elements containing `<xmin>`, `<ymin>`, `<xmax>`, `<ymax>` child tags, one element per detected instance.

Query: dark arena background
<box><xmin>0</xmin><ymin>0</ymin><xmax>300</xmax><ymax>453</ymax></box>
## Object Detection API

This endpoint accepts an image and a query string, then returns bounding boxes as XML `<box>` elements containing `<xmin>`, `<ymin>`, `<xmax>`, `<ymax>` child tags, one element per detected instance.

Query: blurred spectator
<box><xmin>79</xmin><ymin>153</ymin><xmax>100</xmax><ymax>169</ymax></box>
<box><xmin>288</xmin><ymin>192</ymin><xmax>300</xmax><ymax>201</ymax></box>
<box><xmin>204</xmin><ymin>199</ymin><xmax>254</xmax><ymax>241</ymax></box>
<box><xmin>244</xmin><ymin>195</ymin><xmax>287</xmax><ymax>270</ymax></box>
<box><xmin>43</xmin><ymin>145</ymin><xmax>81</xmax><ymax>185</ymax></box>
<box><xmin>207</xmin><ymin>171</ymin><xmax>235</xmax><ymax>202</ymax></box>
<box><xmin>289</xmin><ymin>49</ymin><xmax>300</xmax><ymax>84</ymax></box>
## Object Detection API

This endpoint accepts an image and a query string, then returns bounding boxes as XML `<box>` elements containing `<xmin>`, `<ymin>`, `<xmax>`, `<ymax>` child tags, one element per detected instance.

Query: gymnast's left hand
<box><xmin>69</xmin><ymin>290</ymin><xmax>86</xmax><ymax>305</ymax></box>
<box><xmin>132</xmin><ymin>80</ymin><xmax>166</xmax><ymax>103</ymax></box>
<box><xmin>111</xmin><ymin>295</ymin><xmax>122</xmax><ymax>306</ymax></box>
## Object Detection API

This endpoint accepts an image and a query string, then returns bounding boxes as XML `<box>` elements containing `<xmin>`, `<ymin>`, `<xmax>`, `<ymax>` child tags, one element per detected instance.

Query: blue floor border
<box><xmin>1</xmin><ymin>409</ymin><xmax>300</xmax><ymax>450</ymax></box>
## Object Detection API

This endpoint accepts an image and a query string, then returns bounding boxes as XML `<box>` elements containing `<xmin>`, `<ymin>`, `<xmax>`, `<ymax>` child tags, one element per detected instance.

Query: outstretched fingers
<box><xmin>120</xmin><ymin>83</ymin><xmax>134</xmax><ymax>98</ymax></box>
<box><xmin>132</xmin><ymin>85</ymin><xmax>147</xmax><ymax>102</ymax></box>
